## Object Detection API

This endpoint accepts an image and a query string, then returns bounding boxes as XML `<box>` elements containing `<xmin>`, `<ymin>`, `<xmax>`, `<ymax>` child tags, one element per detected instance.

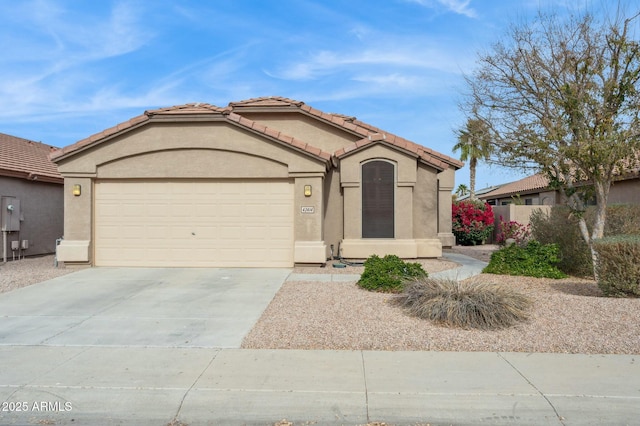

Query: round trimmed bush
<box><xmin>357</xmin><ymin>254</ymin><xmax>427</xmax><ymax>293</ymax></box>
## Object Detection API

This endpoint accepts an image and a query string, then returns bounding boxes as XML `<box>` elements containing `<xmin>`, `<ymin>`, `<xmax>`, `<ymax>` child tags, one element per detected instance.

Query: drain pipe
<box><xmin>2</xmin><ymin>230</ymin><xmax>6</xmax><ymax>263</ymax></box>
<box><xmin>331</xmin><ymin>241</ymin><xmax>365</xmax><ymax>267</ymax></box>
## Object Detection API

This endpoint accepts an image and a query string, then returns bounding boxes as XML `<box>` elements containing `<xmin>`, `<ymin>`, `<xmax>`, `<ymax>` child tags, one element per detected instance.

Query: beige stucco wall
<box><xmin>322</xmin><ymin>169</ymin><xmax>343</xmax><ymax>259</ymax></box>
<box><xmin>437</xmin><ymin>168</ymin><xmax>456</xmax><ymax>247</ymax></box>
<box><xmin>414</xmin><ymin>164</ymin><xmax>439</xmax><ymax>239</ymax></box>
<box><xmin>55</xmin><ymin>121</ymin><xmax>329</xmax><ymax>266</ymax></box>
<box><xmin>338</xmin><ymin>144</ymin><xmax>443</xmax><ymax>258</ymax></box>
<box><xmin>57</xmin><ymin>123</ymin><xmax>325</xmax><ymax>176</ymax></box>
<box><xmin>240</xmin><ymin>112</ymin><xmax>361</xmax><ymax>154</ymax></box>
<box><xmin>0</xmin><ymin>177</ymin><xmax>63</xmax><ymax>257</ymax></box>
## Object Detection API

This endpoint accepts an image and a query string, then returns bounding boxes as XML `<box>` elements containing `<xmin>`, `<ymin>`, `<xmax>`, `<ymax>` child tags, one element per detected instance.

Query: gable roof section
<box><xmin>0</xmin><ymin>132</ymin><xmax>62</xmax><ymax>184</ymax></box>
<box><xmin>51</xmin><ymin>97</ymin><xmax>460</xmax><ymax>171</ymax></box>
<box><xmin>50</xmin><ymin>103</ymin><xmax>331</xmax><ymax>165</ymax></box>
<box><xmin>229</xmin><ymin>96</ymin><xmax>463</xmax><ymax>171</ymax></box>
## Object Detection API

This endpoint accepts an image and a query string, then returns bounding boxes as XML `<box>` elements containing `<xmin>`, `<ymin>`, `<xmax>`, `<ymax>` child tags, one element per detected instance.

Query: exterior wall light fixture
<box><xmin>304</xmin><ymin>185</ymin><xmax>312</xmax><ymax>197</ymax></box>
<box><xmin>72</xmin><ymin>184</ymin><xmax>81</xmax><ymax>196</ymax></box>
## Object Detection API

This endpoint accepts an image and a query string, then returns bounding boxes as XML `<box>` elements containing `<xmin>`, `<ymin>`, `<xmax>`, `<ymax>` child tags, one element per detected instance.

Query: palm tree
<box><xmin>455</xmin><ymin>184</ymin><xmax>469</xmax><ymax>198</ymax></box>
<box><xmin>453</xmin><ymin>118</ymin><xmax>493</xmax><ymax>200</ymax></box>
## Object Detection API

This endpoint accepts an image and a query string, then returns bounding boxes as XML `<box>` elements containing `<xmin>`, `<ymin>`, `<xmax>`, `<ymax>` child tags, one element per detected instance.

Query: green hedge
<box><xmin>483</xmin><ymin>240</ymin><xmax>567</xmax><ymax>279</ymax></box>
<box><xmin>593</xmin><ymin>235</ymin><xmax>640</xmax><ymax>297</ymax></box>
<box><xmin>357</xmin><ymin>254</ymin><xmax>427</xmax><ymax>293</ymax></box>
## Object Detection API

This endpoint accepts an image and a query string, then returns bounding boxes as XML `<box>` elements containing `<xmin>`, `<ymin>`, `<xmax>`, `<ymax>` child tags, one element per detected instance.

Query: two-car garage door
<box><xmin>94</xmin><ymin>180</ymin><xmax>294</xmax><ymax>267</ymax></box>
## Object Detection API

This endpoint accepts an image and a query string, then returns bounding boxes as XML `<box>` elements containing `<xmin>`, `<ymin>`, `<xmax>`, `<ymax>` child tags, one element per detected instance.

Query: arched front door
<box><xmin>362</xmin><ymin>160</ymin><xmax>394</xmax><ymax>238</ymax></box>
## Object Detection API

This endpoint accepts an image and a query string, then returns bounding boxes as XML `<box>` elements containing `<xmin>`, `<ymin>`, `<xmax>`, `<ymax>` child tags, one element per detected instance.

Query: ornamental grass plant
<box><xmin>394</xmin><ymin>277</ymin><xmax>531</xmax><ymax>330</ymax></box>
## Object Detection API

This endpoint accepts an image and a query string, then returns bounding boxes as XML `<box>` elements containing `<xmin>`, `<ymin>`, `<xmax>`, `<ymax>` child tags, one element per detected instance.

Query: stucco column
<box><xmin>437</xmin><ymin>169</ymin><xmax>456</xmax><ymax>247</ymax></box>
<box><xmin>57</xmin><ymin>177</ymin><xmax>93</xmax><ymax>264</ymax></box>
<box><xmin>292</xmin><ymin>174</ymin><xmax>327</xmax><ymax>264</ymax></box>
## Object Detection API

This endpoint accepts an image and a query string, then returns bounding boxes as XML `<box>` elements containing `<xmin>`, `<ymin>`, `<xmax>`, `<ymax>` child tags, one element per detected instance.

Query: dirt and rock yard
<box><xmin>2</xmin><ymin>250</ymin><xmax>639</xmax><ymax>355</ymax></box>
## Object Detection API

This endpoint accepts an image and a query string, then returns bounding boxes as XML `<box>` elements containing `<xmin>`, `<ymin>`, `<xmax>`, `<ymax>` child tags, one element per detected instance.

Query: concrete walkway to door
<box><xmin>0</xmin><ymin>267</ymin><xmax>289</xmax><ymax>348</ymax></box>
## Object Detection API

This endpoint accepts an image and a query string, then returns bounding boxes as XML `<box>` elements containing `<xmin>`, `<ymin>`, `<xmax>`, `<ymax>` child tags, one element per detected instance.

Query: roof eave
<box><xmin>0</xmin><ymin>168</ymin><xmax>63</xmax><ymax>184</ymax></box>
<box><xmin>335</xmin><ymin>139</ymin><xmax>448</xmax><ymax>172</ymax></box>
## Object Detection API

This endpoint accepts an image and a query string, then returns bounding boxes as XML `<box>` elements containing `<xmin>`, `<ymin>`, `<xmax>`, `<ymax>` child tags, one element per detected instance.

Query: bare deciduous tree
<box><xmin>463</xmin><ymin>8</ymin><xmax>640</xmax><ymax>278</ymax></box>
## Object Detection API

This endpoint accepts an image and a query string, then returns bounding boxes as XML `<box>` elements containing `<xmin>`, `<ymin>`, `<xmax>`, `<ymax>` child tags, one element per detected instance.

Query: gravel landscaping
<box><xmin>245</xmin><ymin>246</ymin><xmax>640</xmax><ymax>355</ymax></box>
<box><xmin>0</xmin><ymin>255</ymin><xmax>75</xmax><ymax>294</ymax></box>
<box><xmin>3</xmin><ymin>251</ymin><xmax>638</xmax><ymax>355</ymax></box>
<box><xmin>242</xmin><ymin>273</ymin><xmax>640</xmax><ymax>354</ymax></box>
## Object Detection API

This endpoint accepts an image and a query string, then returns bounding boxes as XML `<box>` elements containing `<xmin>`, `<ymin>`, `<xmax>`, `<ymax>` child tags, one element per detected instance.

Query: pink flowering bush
<box><xmin>452</xmin><ymin>200</ymin><xmax>495</xmax><ymax>246</ymax></box>
<box><xmin>496</xmin><ymin>216</ymin><xmax>532</xmax><ymax>246</ymax></box>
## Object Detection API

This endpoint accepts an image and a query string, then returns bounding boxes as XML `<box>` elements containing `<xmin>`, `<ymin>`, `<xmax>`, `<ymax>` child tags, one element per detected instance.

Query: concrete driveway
<box><xmin>0</xmin><ymin>267</ymin><xmax>290</xmax><ymax>348</ymax></box>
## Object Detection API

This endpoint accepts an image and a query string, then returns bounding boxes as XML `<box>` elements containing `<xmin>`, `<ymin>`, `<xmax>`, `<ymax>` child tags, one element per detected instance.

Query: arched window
<box><xmin>362</xmin><ymin>160</ymin><xmax>394</xmax><ymax>238</ymax></box>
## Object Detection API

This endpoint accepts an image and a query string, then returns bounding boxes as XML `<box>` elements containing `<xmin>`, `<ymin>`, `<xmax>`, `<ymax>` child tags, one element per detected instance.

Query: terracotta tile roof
<box><xmin>0</xmin><ymin>132</ymin><xmax>62</xmax><ymax>184</ymax></box>
<box><xmin>51</xmin><ymin>97</ymin><xmax>461</xmax><ymax>171</ymax></box>
<box><xmin>229</xmin><ymin>96</ymin><xmax>463</xmax><ymax>171</ymax></box>
<box><xmin>480</xmin><ymin>174</ymin><xmax>550</xmax><ymax>199</ymax></box>
<box><xmin>229</xmin><ymin>96</ymin><xmax>304</xmax><ymax>108</ymax></box>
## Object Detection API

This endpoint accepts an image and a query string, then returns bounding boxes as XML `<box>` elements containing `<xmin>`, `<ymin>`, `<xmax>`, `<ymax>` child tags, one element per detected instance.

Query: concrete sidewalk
<box><xmin>286</xmin><ymin>252</ymin><xmax>488</xmax><ymax>283</ymax></box>
<box><xmin>1</xmin><ymin>347</ymin><xmax>638</xmax><ymax>425</ymax></box>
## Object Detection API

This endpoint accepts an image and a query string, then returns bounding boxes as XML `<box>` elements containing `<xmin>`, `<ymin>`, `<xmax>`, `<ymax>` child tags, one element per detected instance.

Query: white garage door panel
<box><xmin>94</xmin><ymin>180</ymin><xmax>294</xmax><ymax>267</ymax></box>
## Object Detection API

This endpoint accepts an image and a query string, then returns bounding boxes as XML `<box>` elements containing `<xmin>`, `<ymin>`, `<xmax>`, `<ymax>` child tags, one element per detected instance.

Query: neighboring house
<box><xmin>51</xmin><ymin>97</ymin><xmax>463</xmax><ymax>268</ymax></box>
<box><xmin>0</xmin><ymin>132</ymin><xmax>63</xmax><ymax>260</ymax></box>
<box><xmin>479</xmin><ymin>174</ymin><xmax>560</xmax><ymax>206</ymax></box>
<box><xmin>455</xmin><ymin>185</ymin><xmax>503</xmax><ymax>202</ymax></box>
<box><xmin>480</xmin><ymin>170</ymin><xmax>640</xmax><ymax>206</ymax></box>
<box><xmin>478</xmin><ymin>170</ymin><xmax>640</xmax><ymax>242</ymax></box>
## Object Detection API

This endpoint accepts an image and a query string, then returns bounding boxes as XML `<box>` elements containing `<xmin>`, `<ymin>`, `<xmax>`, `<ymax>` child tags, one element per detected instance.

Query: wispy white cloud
<box><xmin>0</xmin><ymin>0</ymin><xmax>156</xmax><ymax>119</ymax></box>
<box><xmin>265</xmin><ymin>39</ymin><xmax>468</xmax><ymax>82</ymax></box>
<box><xmin>404</xmin><ymin>0</ymin><xmax>477</xmax><ymax>18</ymax></box>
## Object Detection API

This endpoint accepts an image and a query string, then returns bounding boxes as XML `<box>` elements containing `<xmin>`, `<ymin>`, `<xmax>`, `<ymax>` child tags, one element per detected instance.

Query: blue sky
<box><xmin>1</xmin><ymin>0</ymin><xmax>637</xmax><ymax>189</ymax></box>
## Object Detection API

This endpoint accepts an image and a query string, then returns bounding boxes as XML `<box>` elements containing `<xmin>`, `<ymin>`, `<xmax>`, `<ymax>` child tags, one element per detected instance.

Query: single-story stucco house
<box><xmin>479</xmin><ymin>170</ymin><xmax>640</xmax><ymax>206</ymax></box>
<box><xmin>51</xmin><ymin>97</ymin><xmax>462</xmax><ymax>268</ymax></box>
<box><xmin>0</xmin><ymin>132</ymin><xmax>64</xmax><ymax>261</ymax></box>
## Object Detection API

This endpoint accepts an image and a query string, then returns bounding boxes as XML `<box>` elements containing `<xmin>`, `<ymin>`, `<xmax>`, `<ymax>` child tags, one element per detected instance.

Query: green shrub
<box><xmin>530</xmin><ymin>204</ymin><xmax>640</xmax><ymax>277</ymax></box>
<box><xmin>530</xmin><ymin>206</ymin><xmax>592</xmax><ymax>277</ymax></box>
<box><xmin>483</xmin><ymin>240</ymin><xmax>567</xmax><ymax>279</ymax></box>
<box><xmin>357</xmin><ymin>254</ymin><xmax>427</xmax><ymax>293</ymax></box>
<box><xmin>394</xmin><ymin>277</ymin><xmax>531</xmax><ymax>329</ymax></box>
<box><xmin>593</xmin><ymin>235</ymin><xmax>640</xmax><ymax>297</ymax></box>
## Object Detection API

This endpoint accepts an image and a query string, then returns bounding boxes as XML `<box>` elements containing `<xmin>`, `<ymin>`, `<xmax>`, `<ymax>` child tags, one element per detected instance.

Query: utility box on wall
<box><xmin>1</xmin><ymin>197</ymin><xmax>21</xmax><ymax>231</ymax></box>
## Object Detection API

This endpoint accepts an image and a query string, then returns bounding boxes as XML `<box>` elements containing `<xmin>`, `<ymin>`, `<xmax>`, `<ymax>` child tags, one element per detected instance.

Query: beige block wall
<box><xmin>491</xmin><ymin>204</ymin><xmax>551</xmax><ymax>241</ymax></box>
